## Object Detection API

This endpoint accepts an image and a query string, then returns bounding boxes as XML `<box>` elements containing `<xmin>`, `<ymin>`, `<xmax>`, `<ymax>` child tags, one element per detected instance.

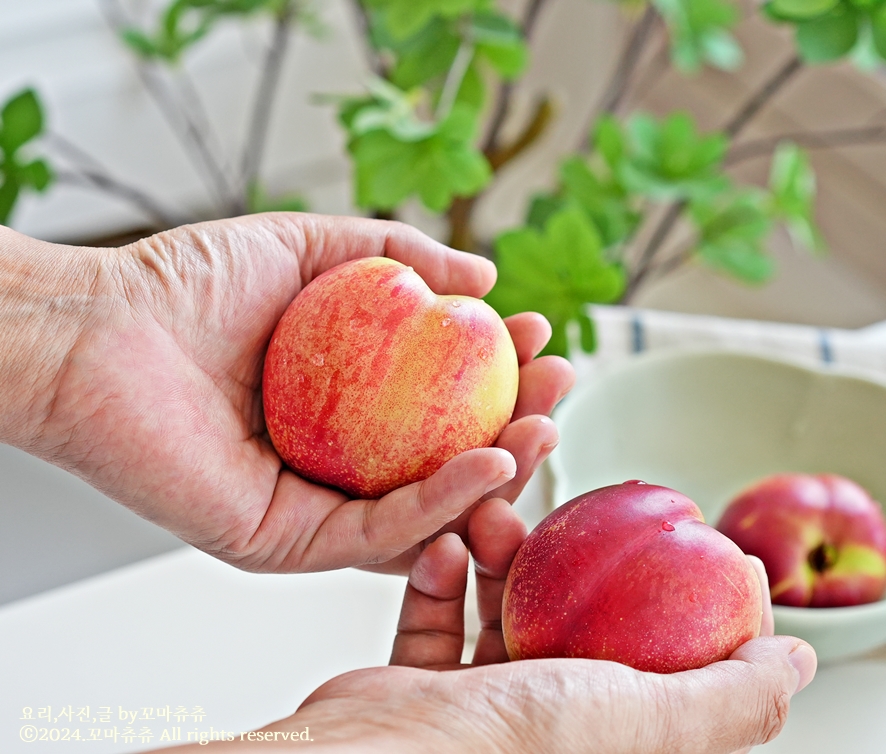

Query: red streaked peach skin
<box><xmin>262</xmin><ymin>257</ymin><xmax>519</xmax><ymax>499</ymax></box>
<box><xmin>503</xmin><ymin>482</ymin><xmax>762</xmax><ymax>673</ymax></box>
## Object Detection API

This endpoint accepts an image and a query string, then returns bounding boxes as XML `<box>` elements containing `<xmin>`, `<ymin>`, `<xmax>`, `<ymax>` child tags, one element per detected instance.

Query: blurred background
<box><xmin>4</xmin><ymin>0</ymin><xmax>886</xmax><ymax>605</ymax></box>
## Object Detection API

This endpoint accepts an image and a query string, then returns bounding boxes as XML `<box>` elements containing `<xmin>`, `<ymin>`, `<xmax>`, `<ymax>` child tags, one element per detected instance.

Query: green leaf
<box><xmin>365</xmin><ymin>0</ymin><xmax>482</xmax><ymax>39</ymax></box>
<box><xmin>387</xmin><ymin>17</ymin><xmax>462</xmax><ymax>89</ymax></box>
<box><xmin>0</xmin><ymin>179</ymin><xmax>20</xmax><ymax>225</ymax></box>
<box><xmin>472</xmin><ymin>11</ymin><xmax>528</xmax><ymax>79</ymax></box>
<box><xmin>851</xmin><ymin>20</ymin><xmax>881</xmax><ymax>68</ymax></box>
<box><xmin>340</xmin><ymin>80</ymin><xmax>436</xmax><ymax>141</ymax></box>
<box><xmin>654</xmin><ymin>0</ymin><xmax>743</xmax><ymax>72</ymax></box>
<box><xmin>700</xmin><ymin>27</ymin><xmax>744</xmax><ymax>70</ymax></box>
<box><xmin>0</xmin><ymin>89</ymin><xmax>44</xmax><ymax>156</ymax></box>
<box><xmin>621</xmin><ymin>111</ymin><xmax>728</xmax><ymax>200</ymax></box>
<box><xmin>559</xmin><ymin>156</ymin><xmax>639</xmax><ymax>246</ymax></box>
<box><xmin>347</xmin><ymin>104</ymin><xmax>490</xmax><ymax>212</ymax></box>
<box><xmin>594</xmin><ymin>115</ymin><xmax>626</xmax><ymax>171</ymax></box>
<box><xmin>577</xmin><ymin>311</ymin><xmax>597</xmax><ymax>352</ymax></box>
<box><xmin>769</xmin><ymin>0</ymin><xmax>841</xmax><ymax>19</ymax></box>
<box><xmin>526</xmin><ymin>192</ymin><xmax>565</xmax><ymax>229</ymax></box>
<box><xmin>767</xmin><ymin>141</ymin><xmax>826</xmax><ymax>251</ymax></box>
<box><xmin>871</xmin><ymin>4</ymin><xmax>886</xmax><ymax>57</ymax></box>
<box><xmin>486</xmin><ymin>206</ymin><xmax>626</xmax><ymax>358</ymax></box>
<box><xmin>795</xmin><ymin>5</ymin><xmax>860</xmax><ymax>62</ymax></box>
<box><xmin>120</xmin><ymin>28</ymin><xmax>161</xmax><ymax>58</ymax></box>
<box><xmin>18</xmin><ymin>159</ymin><xmax>52</xmax><ymax>191</ymax></box>
<box><xmin>690</xmin><ymin>190</ymin><xmax>776</xmax><ymax>283</ymax></box>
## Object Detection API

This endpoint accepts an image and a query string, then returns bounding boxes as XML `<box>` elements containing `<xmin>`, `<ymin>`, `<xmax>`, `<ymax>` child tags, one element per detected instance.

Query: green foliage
<box><xmin>341</xmin><ymin>83</ymin><xmax>490</xmax><ymax>211</ymax></box>
<box><xmin>764</xmin><ymin>0</ymin><xmax>886</xmax><ymax>63</ymax></box>
<box><xmin>0</xmin><ymin>89</ymin><xmax>53</xmax><ymax>225</ymax></box>
<box><xmin>690</xmin><ymin>189</ymin><xmax>776</xmax><ymax>283</ymax></box>
<box><xmin>486</xmin><ymin>207</ymin><xmax>627</xmax><ymax>357</ymax></box>
<box><xmin>525</xmin><ymin>116</ymin><xmax>641</xmax><ymax>248</ymax></box>
<box><xmin>339</xmin><ymin>1</ymin><xmax>526</xmax><ymax>213</ymax></box>
<box><xmin>620</xmin><ymin>111</ymin><xmax>729</xmax><ymax>199</ymax></box>
<box><xmin>487</xmin><ymin>108</ymin><xmax>826</xmax><ymax>358</ymax></box>
<box><xmin>364</xmin><ymin>0</ymin><xmax>485</xmax><ymax>40</ymax></box>
<box><xmin>121</xmin><ymin>0</ymin><xmax>294</xmax><ymax>62</ymax></box>
<box><xmin>654</xmin><ymin>0</ymin><xmax>743</xmax><ymax>72</ymax></box>
<box><xmin>767</xmin><ymin>141</ymin><xmax>825</xmax><ymax>251</ymax></box>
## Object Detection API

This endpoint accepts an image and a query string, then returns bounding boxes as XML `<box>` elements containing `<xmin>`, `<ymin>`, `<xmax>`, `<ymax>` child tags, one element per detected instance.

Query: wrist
<box><xmin>0</xmin><ymin>226</ymin><xmax>105</xmax><ymax>452</ymax></box>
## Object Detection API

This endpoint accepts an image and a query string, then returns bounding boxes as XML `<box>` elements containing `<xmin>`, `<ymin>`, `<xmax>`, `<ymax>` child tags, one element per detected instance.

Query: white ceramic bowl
<box><xmin>549</xmin><ymin>348</ymin><xmax>886</xmax><ymax>663</ymax></box>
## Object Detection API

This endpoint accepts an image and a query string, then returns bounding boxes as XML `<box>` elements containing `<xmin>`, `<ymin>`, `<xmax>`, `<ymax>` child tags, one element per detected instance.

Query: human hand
<box><xmin>5</xmin><ymin>214</ymin><xmax>573</xmax><ymax>574</ymax></box>
<box><xmin>227</xmin><ymin>499</ymin><xmax>816</xmax><ymax>754</ymax></box>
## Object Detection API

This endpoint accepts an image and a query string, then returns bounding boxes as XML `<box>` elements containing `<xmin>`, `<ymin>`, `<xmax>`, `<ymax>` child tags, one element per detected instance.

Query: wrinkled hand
<box><xmin>244</xmin><ymin>499</ymin><xmax>816</xmax><ymax>754</ymax></box>
<box><xmin>29</xmin><ymin>213</ymin><xmax>573</xmax><ymax>573</ymax></box>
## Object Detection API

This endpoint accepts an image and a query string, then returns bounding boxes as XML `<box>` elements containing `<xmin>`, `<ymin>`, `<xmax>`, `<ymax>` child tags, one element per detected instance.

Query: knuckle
<box><xmin>757</xmin><ymin>685</ymin><xmax>792</xmax><ymax>744</ymax></box>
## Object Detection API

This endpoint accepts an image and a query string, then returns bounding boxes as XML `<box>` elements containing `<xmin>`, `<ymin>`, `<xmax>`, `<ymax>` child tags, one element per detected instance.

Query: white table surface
<box><xmin>0</xmin><ymin>548</ymin><xmax>406</xmax><ymax>753</ymax></box>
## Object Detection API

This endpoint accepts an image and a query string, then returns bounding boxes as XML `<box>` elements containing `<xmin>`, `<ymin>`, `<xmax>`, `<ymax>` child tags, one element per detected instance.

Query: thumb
<box><xmin>650</xmin><ymin>636</ymin><xmax>817</xmax><ymax>753</ymax></box>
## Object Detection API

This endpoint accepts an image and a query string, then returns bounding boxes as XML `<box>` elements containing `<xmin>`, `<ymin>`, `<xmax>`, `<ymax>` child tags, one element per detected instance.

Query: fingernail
<box><xmin>788</xmin><ymin>643</ymin><xmax>817</xmax><ymax>693</ymax></box>
<box><xmin>484</xmin><ymin>471</ymin><xmax>514</xmax><ymax>495</ymax></box>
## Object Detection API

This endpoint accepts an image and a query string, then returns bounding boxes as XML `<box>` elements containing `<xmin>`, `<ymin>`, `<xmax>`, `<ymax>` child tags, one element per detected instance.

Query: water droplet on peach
<box><xmin>441</xmin><ymin>318</ymin><xmax>451</xmax><ymax>327</ymax></box>
<box><xmin>311</xmin><ymin>354</ymin><xmax>325</xmax><ymax>366</ymax></box>
<box><xmin>661</xmin><ymin>521</ymin><xmax>675</xmax><ymax>532</ymax></box>
<box><xmin>451</xmin><ymin>301</ymin><xmax>461</xmax><ymax>308</ymax></box>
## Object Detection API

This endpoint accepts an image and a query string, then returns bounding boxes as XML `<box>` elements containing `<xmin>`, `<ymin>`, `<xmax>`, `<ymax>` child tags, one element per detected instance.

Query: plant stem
<box><xmin>622</xmin><ymin>53</ymin><xmax>805</xmax><ymax>302</ymax></box>
<box><xmin>725</xmin><ymin>123</ymin><xmax>886</xmax><ymax>166</ymax></box>
<box><xmin>237</xmin><ymin>2</ymin><xmax>297</xmax><ymax>212</ymax></box>
<box><xmin>53</xmin><ymin>169</ymin><xmax>184</xmax><ymax>230</ymax></box>
<box><xmin>348</xmin><ymin>0</ymin><xmax>386</xmax><ymax>77</ymax></box>
<box><xmin>592</xmin><ymin>6</ymin><xmax>658</xmax><ymax>121</ymax></box>
<box><xmin>99</xmin><ymin>0</ymin><xmax>239</xmax><ymax>213</ymax></box>
<box><xmin>47</xmin><ymin>132</ymin><xmax>185</xmax><ymax>229</ymax></box>
<box><xmin>722</xmin><ymin>54</ymin><xmax>803</xmax><ymax>138</ymax></box>
<box><xmin>482</xmin><ymin>0</ymin><xmax>549</xmax><ymax>155</ymax></box>
<box><xmin>447</xmin><ymin>0</ymin><xmax>551</xmax><ymax>250</ymax></box>
<box><xmin>435</xmin><ymin>35</ymin><xmax>475</xmax><ymax>121</ymax></box>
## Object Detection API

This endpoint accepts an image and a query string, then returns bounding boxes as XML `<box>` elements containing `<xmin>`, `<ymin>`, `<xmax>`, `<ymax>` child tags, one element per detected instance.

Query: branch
<box><xmin>481</xmin><ymin>0</ymin><xmax>550</xmax><ymax>155</ymax></box>
<box><xmin>435</xmin><ymin>35</ymin><xmax>475</xmax><ymax>121</ymax></box>
<box><xmin>238</xmin><ymin>2</ymin><xmax>297</xmax><ymax>210</ymax></box>
<box><xmin>593</xmin><ymin>6</ymin><xmax>658</xmax><ymax>120</ymax></box>
<box><xmin>622</xmin><ymin>53</ymin><xmax>805</xmax><ymax>301</ymax></box>
<box><xmin>723</xmin><ymin>54</ymin><xmax>803</xmax><ymax>138</ymax></box>
<box><xmin>99</xmin><ymin>0</ymin><xmax>239</xmax><ymax>212</ymax></box>
<box><xmin>53</xmin><ymin>169</ymin><xmax>185</xmax><ymax>229</ymax></box>
<box><xmin>487</xmin><ymin>97</ymin><xmax>554</xmax><ymax>170</ymax></box>
<box><xmin>622</xmin><ymin>200</ymin><xmax>685</xmax><ymax>301</ymax></box>
<box><xmin>726</xmin><ymin>123</ymin><xmax>886</xmax><ymax>166</ymax></box>
<box><xmin>348</xmin><ymin>0</ymin><xmax>386</xmax><ymax>77</ymax></box>
<box><xmin>46</xmin><ymin>132</ymin><xmax>185</xmax><ymax>228</ymax></box>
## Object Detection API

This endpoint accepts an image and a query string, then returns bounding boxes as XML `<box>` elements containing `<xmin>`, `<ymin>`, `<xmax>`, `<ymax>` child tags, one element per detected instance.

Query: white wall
<box><xmin>0</xmin><ymin>0</ymin><xmax>362</xmax><ymax>241</ymax></box>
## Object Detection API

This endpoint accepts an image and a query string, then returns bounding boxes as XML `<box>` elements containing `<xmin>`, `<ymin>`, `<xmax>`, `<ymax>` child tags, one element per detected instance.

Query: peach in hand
<box><xmin>503</xmin><ymin>481</ymin><xmax>762</xmax><ymax>673</ymax></box>
<box><xmin>262</xmin><ymin>257</ymin><xmax>519</xmax><ymax>499</ymax></box>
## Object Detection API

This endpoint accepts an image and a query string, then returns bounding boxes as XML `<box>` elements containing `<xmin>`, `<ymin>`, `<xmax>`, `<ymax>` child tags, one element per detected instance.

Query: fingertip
<box><xmin>787</xmin><ymin>642</ymin><xmax>817</xmax><ymax>693</ymax></box>
<box><xmin>482</xmin><ymin>449</ymin><xmax>517</xmax><ymax>494</ymax></box>
<box><xmin>409</xmin><ymin>531</ymin><xmax>469</xmax><ymax>599</ymax></box>
<box><xmin>746</xmin><ymin>555</ymin><xmax>774</xmax><ymax>636</ymax></box>
<box><xmin>728</xmin><ymin>635</ymin><xmax>818</xmax><ymax>696</ymax></box>
<box><xmin>468</xmin><ymin>498</ymin><xmax>528</xmax><ymax>579</ymax></box>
